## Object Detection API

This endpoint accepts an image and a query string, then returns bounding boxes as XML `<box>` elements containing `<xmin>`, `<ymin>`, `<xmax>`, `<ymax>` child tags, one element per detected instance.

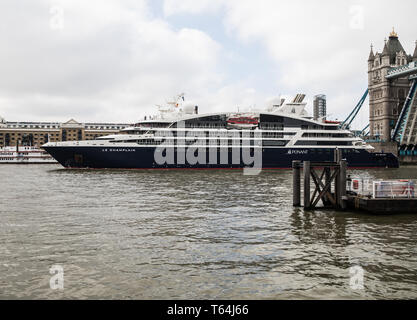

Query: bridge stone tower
<box><xmin>368</xmin><ymin>29</ymin><xmax>416</xmax><ymax>143</ymax></box>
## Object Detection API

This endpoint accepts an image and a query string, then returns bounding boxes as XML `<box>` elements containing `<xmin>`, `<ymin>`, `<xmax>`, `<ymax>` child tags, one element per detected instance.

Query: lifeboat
<box><xmin>227</xmin><ymin>115</ymin><xmax>259</xmax><ymax>129</ymax></box>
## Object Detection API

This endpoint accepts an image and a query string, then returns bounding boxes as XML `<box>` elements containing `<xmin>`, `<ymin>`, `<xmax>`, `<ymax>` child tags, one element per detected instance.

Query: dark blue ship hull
<box><xmin>43</xmin><ymin>146</ymin><xmax>399</xmax><ymax>169</ymax></box>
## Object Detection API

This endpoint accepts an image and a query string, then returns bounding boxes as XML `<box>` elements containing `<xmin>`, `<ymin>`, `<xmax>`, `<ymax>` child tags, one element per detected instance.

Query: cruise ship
<box><xmin>42</xmin><ymin>94</ymin><xmax>399</xmax><ymax>169</ymax></box>
<box><xmin>0</xmin><ymin>145</ymin><xmax>57</xmax><ymax>164</ymax></box>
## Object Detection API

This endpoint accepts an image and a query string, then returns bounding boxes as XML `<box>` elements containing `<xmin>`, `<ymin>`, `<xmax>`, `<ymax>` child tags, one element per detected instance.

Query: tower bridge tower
<box><xmin>368</xmin><ymin>29</ymin><xmax>416</xmax><ymax>143</ymax></box>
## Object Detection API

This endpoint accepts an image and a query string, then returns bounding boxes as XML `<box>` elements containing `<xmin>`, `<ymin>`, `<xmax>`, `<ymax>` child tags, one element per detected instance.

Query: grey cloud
<box><xmin>0</xmin><ymin>0</ymin><xmax>222</xmax><ymax>122</ymax></box>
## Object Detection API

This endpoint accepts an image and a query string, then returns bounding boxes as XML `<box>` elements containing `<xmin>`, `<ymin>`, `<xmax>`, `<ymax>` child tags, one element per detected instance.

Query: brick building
<box><xmin>0</xmin><ymin>116</ymin><xmax>130</xmax><ymax>147</ymax></box>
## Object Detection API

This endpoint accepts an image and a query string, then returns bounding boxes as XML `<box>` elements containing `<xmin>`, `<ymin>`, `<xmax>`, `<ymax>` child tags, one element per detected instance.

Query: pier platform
<box><xmin>346</xmin><ymin>195</ymin><xmax>417</xmax><ymax>215</ymax></box>
<box><xmin>292</xmin><ymin>150</ymin><xmax>417</xmax><ymax>215</ymax></box>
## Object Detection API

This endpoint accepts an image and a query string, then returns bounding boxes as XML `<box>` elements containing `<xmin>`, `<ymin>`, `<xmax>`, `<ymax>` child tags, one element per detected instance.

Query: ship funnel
<box><xmin>292</xmin><ymin>94</ymin><xmax>306</xmax><ymax>103</ymax></box>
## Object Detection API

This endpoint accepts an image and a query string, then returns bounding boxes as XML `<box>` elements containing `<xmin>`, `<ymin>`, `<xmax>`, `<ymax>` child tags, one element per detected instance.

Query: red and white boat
<box><xmin>226</xmin><ymin>114</ymin><xmax>259</xmax><ymax>129</ymax></box>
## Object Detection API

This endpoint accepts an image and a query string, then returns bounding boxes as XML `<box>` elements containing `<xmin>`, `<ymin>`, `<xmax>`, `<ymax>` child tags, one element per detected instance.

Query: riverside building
<box><xmin>0</xmin><ymin>116</ymin><xmax>129</xmax><ymax>147</ymax></box>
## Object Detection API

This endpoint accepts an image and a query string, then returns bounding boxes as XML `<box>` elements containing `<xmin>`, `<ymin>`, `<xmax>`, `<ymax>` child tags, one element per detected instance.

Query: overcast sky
<box><xmin>0</xmin><ymin>0</ymin><xmax>416</xmax><ymax>129</ymax></box>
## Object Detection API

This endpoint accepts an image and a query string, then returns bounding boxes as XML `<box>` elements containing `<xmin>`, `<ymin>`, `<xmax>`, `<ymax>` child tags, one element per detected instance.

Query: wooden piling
<box><xmin>324</xmin><ymin>167</ymin><xmax>331</xmax><ymax>204</ymax></box>
<box><xmin>339</xmin><ymin>160</ymin><xmax>347</xmax><ymax>209</ymax></box>
<box><xmin>292</xmin><ymin>152</ymin><xmax>349</xmax><ymax>211</ymax></box>
<box><xmin>335</xmin><ymin>169</ymin><xmax>340</xmax><ymax>207</ymax></box>
<box><xmin>304</xmin><ymin>161</ymin><xmax>311</xmax><ymax>209</ymax></box>
<box><xmin>292</xmin><ymin>160</ymin><xmax>301</xmax><ymax>207</ymax></box>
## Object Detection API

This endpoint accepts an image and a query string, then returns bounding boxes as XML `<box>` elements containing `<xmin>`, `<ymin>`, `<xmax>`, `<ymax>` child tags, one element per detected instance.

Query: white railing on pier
<box><xmin>348</xmin><ymin>178</ymin><xmax>416</xmax><ymax>199</ymax></box>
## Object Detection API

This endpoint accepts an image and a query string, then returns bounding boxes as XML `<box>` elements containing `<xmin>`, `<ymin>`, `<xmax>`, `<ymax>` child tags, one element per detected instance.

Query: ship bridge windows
<box><xmin>260</xmin><ymin>114</ymin><xmax>284</xmax><ymax>123</ymax></box>
<box><xmin>171</xmin><ymin>115</ymin><xmax>228</xmax><ymax>129</ymax></box>
<box><xmin>261</xmin><ymin>116</ymin><xmax>326</xmax><ymax>130</ymax></box>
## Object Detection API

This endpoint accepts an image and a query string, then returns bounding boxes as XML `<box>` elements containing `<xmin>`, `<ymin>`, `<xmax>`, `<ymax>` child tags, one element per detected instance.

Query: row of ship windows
<box><xmin>136</xmin><ymin>130</ymin><xmax>343</xmax><ymax>139</ymax></box>
<box><xmin>166</xmin><ymin>132</ymin><xmax>289</xmax><ymax>138</ymax></box>
<box><xmin>170</xmin><ymin>123</ymin><xmax>283</xmax><ymax>129</ymax></box>
<box><xmin>111</xmin><ymin>139</ymin><xmax>352</xmax><ymax>146</ymax></box>
<box><xmin>113</xmin><ymin>140</ymin><xmax>265</xmax><ymax>146</ymax></box>
<box><xmin>190</xmin><ymin>124</ymin><xmax>337</xmax><ymax>130</ymax></box>
<box><xmin>143</xmin><ymin>125</ymin><xmax>337</xmax><ymax>131</ymax></box>
<box><xmin>133</xmin><ymin>132</ymin><xmax>348</xmax><ymax>139</ymax></box>
<box><xmin>301</xmin><ymin>133</ymin><xmax>351</xmax><ymax>138</ymax></box>
<box><xmin>143</xmin><ymin>130</ymin><xmax>288</xmax><ymax>136</ymax></box>
<box><xmin>129</xmin><ymin>132</ymin><xmax>290</xmax><ymax>138</ymax></box>
<box><xmin>167</xmin><ymin>123</ymin><xmax>336</xmax><ymax>130</ymax></box>
<box><xmin>295</xmin><ymin>141</ymin><xmax>352</xmax><ymax>146</ymax></box>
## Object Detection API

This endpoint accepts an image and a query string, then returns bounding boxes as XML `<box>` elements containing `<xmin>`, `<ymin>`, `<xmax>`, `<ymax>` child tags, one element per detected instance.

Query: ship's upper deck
<box><xmin>123</xmin><ymin>93</ymin><xmax>340</xmax><ymax>133</ymax></box>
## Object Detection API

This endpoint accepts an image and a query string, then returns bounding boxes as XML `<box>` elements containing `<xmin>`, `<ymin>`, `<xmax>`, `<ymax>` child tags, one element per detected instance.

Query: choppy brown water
<box><xmin>0</xmin><ymin>164</ymin><xmax>417</xmax><ymax>299</ymax></box>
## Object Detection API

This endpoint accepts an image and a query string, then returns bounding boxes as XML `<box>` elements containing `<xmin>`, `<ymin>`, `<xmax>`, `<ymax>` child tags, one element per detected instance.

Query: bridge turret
<box><xmin>368</xmin><ymin>29</ymin><xmax>412</xmax><ymax>143</ymax></box>
<box><xmin>368</xmin><ymin>45</ymin><xmax>375</xmax><ymax>62</ymax></box>
<box><xmin>381</xmin><ymin>40</ymin><xmax>390</xmax><ymax>67</ymax></box>
<box><xmin>413</xmin><ymin>41</ymin><xmax>417</xmax><ymax>62</ymax></box>
<box><xmin>368</xmin><ymin>45</ymin><xmax>375</xmax><ymax>84</ymax></box>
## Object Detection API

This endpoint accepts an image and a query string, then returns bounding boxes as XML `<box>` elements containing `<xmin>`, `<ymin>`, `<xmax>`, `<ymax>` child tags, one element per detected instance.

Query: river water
<box><xmin>0</xmin><ymin>164</ymin><xmax>417</xmax><ymax>299</ymax></box>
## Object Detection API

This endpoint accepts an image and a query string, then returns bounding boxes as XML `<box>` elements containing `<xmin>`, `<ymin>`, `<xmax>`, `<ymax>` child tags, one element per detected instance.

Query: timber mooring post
<box><xmin>324</xmin><ymin>167</ymin><xmax>331</xmax><ymax>205</ymax></box>
<box><xmin>334</xmin><ymin>148</ymin><xmax>342</xmax><ymax>207</ymax></box>
<box><xmin>292</xmin><ymin>160</ymin><xmax>301</xmax><ymax>207</ymax></box>
<box><xmin>339</xmin><ymin>159</ymin><xmax>347</xmax><ymax>209</ymax></box>
<box><xmin>335</xmin><ymin>168</ymin><xmax>340</xmax><ymax>207</ymax></box>
<box><xmin>304</xmin><ymin>161</ymin><xmax>311</xmax><ymax>209</ymax></box>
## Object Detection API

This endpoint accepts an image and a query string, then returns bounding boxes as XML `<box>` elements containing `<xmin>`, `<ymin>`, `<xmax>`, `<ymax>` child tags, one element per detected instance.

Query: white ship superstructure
<box><xmin>0</xmin><ymin>146</ymin><xmax>57</xmax><ymax>164</ymax></box>
<box><xmin>42</xmin><ymin>94</ymin><xmax>399</xmax><ymax>169</ymax></box>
